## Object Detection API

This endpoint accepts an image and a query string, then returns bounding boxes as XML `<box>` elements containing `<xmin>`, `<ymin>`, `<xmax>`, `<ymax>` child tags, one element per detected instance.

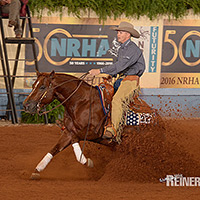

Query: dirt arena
<box><xmin>0</xmin><ymin>118</ymin><xmax>200</xmax><ymax>200</ymax></box>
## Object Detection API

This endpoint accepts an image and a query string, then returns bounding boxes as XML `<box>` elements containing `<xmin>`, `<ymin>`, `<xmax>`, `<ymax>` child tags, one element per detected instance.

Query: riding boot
<box><xmin>102</xmin><ymin>110</ymin><xmax>113</xmax><ymax>139</ymax></box>
<box><xmin>102</xmin><ymin>124</ymin><xmax>117</xmax><ymax>139</ymax></box>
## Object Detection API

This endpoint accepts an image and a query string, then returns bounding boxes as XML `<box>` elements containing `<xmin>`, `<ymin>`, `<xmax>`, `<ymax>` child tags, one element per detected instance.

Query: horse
<box><xmin>23</xmin><ymin>71</ymin><xmax>162</xmax><ymax>179</ymax></box>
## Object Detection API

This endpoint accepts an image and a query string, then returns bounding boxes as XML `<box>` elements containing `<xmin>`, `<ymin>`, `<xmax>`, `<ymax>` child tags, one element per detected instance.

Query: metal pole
<box><xmin>26</xmin><ymin>5</ymin><xmax>39</xmax><ymax>72</ymax></box>
<box><xmin>11</xmin><ymin>18</ymin><xmax>26</xmax><ymax>87</ymax></box>
<box><xmin>0</xmin><ymin>40</ymin><xmax>14</xmax><ymax>122</ymax></box>
<box><xmin>0</xmin><ymin>17</ymin><xmax>18</xmax><ymax>123</ymax></box>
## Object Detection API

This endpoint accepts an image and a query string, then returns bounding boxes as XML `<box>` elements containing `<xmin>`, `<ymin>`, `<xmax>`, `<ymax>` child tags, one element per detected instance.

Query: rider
<box><xmin>89</xmin><ymin>21</ymin><xmax>145</xmax><ymax>142</ymax></box>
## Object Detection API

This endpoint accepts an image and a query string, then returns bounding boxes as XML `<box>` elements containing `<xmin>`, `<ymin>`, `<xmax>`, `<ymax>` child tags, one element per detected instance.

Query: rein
<box><xmin>37</xmin><ymin>72</ymin><xmax>89</xmax><ymax>115</ymax></box>
<box><xmin>80</xmin><ymin>75</ymin><xmax>95</xmax><ymax>162</ymax></box>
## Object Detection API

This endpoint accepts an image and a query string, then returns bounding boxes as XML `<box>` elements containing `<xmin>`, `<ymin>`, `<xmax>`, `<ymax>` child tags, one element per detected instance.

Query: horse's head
<box><xmin>23</xmin><ymin>71</ymin><xmax>56</xmax><ymax>114</ymax></box>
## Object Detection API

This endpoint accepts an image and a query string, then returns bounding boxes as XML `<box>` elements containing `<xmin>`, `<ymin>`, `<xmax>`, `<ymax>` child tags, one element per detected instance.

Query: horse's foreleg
<box><xmin>30</xmin><ymin>134</ymin><xmax>72</xmax><ymax>180</ymax></box>
<box><xmin>72</xmin><ymin>142</ymin><xmax>94</xmax><ymax>168</ymax></box>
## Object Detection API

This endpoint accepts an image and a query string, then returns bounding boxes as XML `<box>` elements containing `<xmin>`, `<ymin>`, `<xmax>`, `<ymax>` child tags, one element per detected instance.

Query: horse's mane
<box><xmin>40</xmin><ymin>72</ymin><xmax>93</xmax><ymax>88</ymax></box>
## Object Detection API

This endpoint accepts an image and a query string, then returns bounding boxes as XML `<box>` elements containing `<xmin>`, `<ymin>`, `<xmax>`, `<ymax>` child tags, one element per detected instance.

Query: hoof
<box><xmin>87</xmin><ymin>158</ymin><xmax>94</xmax><ymax>168</ymax></box>
<box><xmin>30</xmin><ymin>172</ymin><xmax>40</xmax><ymax>180</ymax></box>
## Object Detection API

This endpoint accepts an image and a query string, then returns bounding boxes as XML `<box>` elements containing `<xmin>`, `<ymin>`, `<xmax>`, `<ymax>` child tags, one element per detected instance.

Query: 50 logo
<box><xmin>162</xmin><ymin>30</ymin><xmax>200</xmax><ymax>67</ymax></box>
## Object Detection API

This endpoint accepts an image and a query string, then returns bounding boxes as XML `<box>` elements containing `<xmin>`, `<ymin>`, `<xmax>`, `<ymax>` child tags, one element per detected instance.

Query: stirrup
<box><xmin>102</xmin><ymin>130</ymin><xmax>113</xmax><ymax>139</ymax></box>
<box><xmin>102</xmin><ymin>124</ymin><xmax>117</xmax><ymax>139</ymax></box>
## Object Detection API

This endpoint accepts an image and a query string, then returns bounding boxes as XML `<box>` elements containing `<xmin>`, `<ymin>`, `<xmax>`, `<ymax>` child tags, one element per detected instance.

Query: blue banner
<box><xmin>148</xmin><ymin>26</ymin><xmax>159</xmax><ymax>73</ymax></box>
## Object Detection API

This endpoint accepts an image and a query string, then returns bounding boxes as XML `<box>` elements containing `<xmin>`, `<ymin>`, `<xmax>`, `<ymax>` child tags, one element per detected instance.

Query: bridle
<box><xmin>36</xmin><ymin>72</ymin><xmax>90</xmax><ymax>115</ymax></box>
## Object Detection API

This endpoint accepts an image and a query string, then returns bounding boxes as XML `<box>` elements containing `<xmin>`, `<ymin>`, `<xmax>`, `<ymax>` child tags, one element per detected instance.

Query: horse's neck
<box><xmin>54</xmin><ymin>75</ymin><xmax>74</xmax><ymax>94</ymax></box>
<box><xmin>54</xmin><ymin>75</ymin><xmax>88</xmax><ymax>105</ymax></box>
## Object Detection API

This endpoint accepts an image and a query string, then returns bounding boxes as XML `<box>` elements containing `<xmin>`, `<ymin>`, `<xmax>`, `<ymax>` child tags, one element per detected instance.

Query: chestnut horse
<box><xmin>23</xmin><ymin>71</ymin><xmax>161</xmax><ymax>179</ymax></box>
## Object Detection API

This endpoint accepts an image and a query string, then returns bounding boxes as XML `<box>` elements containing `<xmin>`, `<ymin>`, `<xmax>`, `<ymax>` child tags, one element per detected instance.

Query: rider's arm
<box><xmin>100</xmin><ymin>42</ymin><xmax>142</xmax><ymax>76</ymax></box>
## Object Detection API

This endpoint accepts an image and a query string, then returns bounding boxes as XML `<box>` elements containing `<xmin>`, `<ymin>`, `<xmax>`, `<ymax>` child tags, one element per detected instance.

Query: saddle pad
<box><xmin>126</xmin><ymin>110</ymin><xmax>154</xmax><ymax>126</ymax></box>
<box><xmin>126</xmin><ymin>110</ymin><xmax>140</xmax><ymax>126</ymax></box>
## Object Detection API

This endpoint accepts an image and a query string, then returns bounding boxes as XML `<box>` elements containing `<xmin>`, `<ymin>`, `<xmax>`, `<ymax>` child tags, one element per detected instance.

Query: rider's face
<box><xmin>117</xmin><ymin>31</ymin><xmax>131</xmax><ymax>43</ymax></box>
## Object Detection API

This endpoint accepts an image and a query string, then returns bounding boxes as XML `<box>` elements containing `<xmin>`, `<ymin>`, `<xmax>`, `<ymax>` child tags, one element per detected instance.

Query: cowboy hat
<box><xmin>110</xmin><ymin>21</ymin><xmax>140</xmax><ymax>38</ymax></box>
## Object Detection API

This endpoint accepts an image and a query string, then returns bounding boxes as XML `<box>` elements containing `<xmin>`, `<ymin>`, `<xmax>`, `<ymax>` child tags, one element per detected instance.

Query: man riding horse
<box><xmin>23</xmin><ymin>21</ymin><xmax>148</xmax><ymax>179</ymax></box>
<box><xmin>89</xmin><ymin>21</ymin><xmax>145</xmax><ymax>140</ymax></box>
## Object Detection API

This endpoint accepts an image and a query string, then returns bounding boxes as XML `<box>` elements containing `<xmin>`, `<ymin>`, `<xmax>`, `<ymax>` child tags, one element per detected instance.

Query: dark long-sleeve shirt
<box><xmin>100</xmin><ymin>39</ymin><xmax>145</xmax><ymax>77</ymax></box>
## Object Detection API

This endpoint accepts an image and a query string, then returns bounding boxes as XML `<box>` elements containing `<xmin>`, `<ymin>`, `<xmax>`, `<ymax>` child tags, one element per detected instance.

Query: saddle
<box><xmin>98</xmin><ymin>75</ymin><xmax>140</xmax><ymax>115</ymax></box>
<box><xmin>98</xmin><ymin>76</ymin><xmax>114</xmax><ymax>112</ymax></box>
<box><xmin>98</xmin><ymin>76</ymin><xmax>114</xmax><ymax>131</ymax></box>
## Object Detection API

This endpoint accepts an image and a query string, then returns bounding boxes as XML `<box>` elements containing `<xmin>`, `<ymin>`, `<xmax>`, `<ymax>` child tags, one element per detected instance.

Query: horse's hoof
<box><xmin>30</xmin><ymin>172</ymin><xmax>40</xmax><ymax>180</ymax></box>
<box><xmin>87</xmin><ymin>158</ymin><xmax>94</xmax><ymax>168</ymax></box>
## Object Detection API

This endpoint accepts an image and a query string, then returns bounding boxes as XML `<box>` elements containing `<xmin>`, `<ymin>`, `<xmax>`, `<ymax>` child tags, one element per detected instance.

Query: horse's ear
<box><xmin>49</xmin><ymin>70</ymin><xmax>55</xmax><ymax>79</ymax></box>
<box><xmin>36</xmin><ymin>70</ymin><xmax>40</xmax><ymax>77</ymax></box>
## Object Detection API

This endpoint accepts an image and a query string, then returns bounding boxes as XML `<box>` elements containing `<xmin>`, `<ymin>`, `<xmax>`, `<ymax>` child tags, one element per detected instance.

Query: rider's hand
<box><xmin>89</xmin><ymin>69</ymin><xmax>100</xmax><ymax>76</ymax></box>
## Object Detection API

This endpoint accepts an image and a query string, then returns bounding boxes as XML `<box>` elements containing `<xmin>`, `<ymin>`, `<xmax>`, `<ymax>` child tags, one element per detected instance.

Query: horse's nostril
<box><xmin>23</xmin><ymin>101</ymin><xmax>38</xmax><ymax>114</ymax></box>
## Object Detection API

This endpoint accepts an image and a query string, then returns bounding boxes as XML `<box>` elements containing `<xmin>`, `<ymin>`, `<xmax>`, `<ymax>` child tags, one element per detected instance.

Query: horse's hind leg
<box><xmin>30</xmin><ymin>133</ymin><xmax>72</xmax><ymax>180</ymax></box>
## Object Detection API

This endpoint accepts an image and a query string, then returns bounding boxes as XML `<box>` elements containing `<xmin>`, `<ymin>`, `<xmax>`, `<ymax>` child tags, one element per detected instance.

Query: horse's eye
<box><xmin>40</xmin><ymin>85</ymin><xmax>46</xmax><ymax>90</ymax></box>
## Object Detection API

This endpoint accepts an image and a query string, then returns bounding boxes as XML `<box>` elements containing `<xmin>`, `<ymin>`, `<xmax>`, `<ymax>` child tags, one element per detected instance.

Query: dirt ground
<box><xmin>0</xmin><ymin>118</ymin><xmax>200</xmax><ymax>200</ymax></box>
